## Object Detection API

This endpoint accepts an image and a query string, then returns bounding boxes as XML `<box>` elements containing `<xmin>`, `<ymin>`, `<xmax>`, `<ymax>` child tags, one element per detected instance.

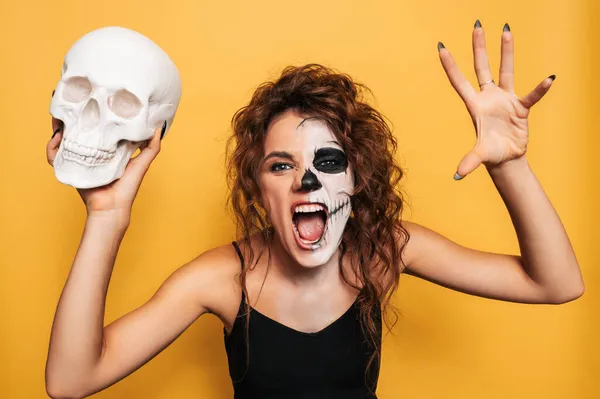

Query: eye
<box><xmin>317</xmin><ymin>159</ymin><xmax>339</xmax><ymax>167</ymax></box>
<box><xmin>313</xmin><ymin>147</ymin><xmax>348</xmax><ymax>174</ymax></box>
<box><xmin>108</xmin><ymin>89</ymin><xmax>142</xmax><ymax>119</ymax></box>
<box><xmin>271</xmin><ymin>163</ymin><xmax>292</xmax><ymax>172</ymax></box>
<box><xmin>62</xmin><ymin>76</ymin><xmax>92</xmax><ymax>103</ymax></box>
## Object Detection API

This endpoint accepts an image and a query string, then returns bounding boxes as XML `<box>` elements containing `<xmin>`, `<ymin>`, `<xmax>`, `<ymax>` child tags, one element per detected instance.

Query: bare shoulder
<box><xmin>177</xmin><ymin>242</ymin><xmax>243</xmax><ymax>320</ymax></box>
<box><xmin>370</xmin><ymin>220</ymin><xmax>430</xmax><ymax>290</ymax></box>
<box><xmin>399</xmin><ymin>220</ymin><xmax>431</xmax><ymax>269</ymax></box>
<box><xmin>399</xmin><ymin>219</ymin><xmax>484</xmax><ymax>269</ymax></box>
<box><xmin>183</xmin><ymin>234</ymin><xmax>269</xmax><ymax>329</ymax></box>
<box><xmin>398</xmin><ymin>219</ymin><xmax>469</xmax><ymax>271</ymax></box>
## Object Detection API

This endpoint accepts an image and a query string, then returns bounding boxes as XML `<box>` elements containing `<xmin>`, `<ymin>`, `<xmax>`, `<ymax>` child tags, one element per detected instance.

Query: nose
<box><xmin>80</xmin><ymin>98</ymin><xmax>100</xmax><ymax>131</ymax></box>
<box><xmin>298</xmin><ymin>168</ymin><xmax>322</xmax><ymax>192</ymax></box>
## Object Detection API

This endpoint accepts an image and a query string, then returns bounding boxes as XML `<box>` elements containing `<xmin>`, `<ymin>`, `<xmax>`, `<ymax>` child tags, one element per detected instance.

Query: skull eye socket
<box><xmin>108</xmin><ymin>89</ymin><xmax>142</xmax><ymax>119</ymax></box>
<box><xmin>63</xmin><ymin>76</ymin><xmax>92</xmax><ymax>103</ymax></box>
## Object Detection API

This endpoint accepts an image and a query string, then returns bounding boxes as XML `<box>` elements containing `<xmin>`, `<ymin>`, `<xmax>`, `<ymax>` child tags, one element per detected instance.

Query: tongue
<box><xmin>296</xmin><ymin>213</ymin><xmax>325</xmax><ymax>242</ymax></box>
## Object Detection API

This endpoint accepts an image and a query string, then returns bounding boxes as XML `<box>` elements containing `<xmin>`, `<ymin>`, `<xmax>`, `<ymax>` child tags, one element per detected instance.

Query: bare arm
<box><xmin>402</xmin><ymin>158</ymin><xmax>584</xmax><ymax>304</ymax></box>
<box><xmin>45</xmin><ymin>215</ymin><xmax>230</xmax><ymax>398</ymax></box>
<box><xmin>45</xmin><ymin>214</ymin><xmax>127</xmax><ymax>398</ymax></box>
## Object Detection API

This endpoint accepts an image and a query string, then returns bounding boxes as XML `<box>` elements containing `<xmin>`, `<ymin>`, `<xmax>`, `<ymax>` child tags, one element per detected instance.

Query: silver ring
<box><xmin>478</xmin><ymin>79</ymin><xmax>495</xmax><ymax>87</ymax></box>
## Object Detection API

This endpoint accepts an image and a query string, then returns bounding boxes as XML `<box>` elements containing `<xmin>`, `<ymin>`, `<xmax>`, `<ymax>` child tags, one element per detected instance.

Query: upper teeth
<box><xmin>295</xmin><ymin>204</ymin><xmax>325</xmax><ymax>213</ymax></box>
<box><xmin>63</xmin><ymin>138</ymin><xmax>116</xmax><ymax>158</ymax></box>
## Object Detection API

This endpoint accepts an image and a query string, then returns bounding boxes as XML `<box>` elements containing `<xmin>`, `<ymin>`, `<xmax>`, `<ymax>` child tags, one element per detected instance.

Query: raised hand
<box><xmin>438</xmin><ymin>20</ymin><xmax>555</xmax><ymax>180</ymax></box>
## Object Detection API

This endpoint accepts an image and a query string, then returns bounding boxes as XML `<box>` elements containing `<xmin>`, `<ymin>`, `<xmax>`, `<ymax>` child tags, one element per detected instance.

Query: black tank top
<box><xmin>224</xmin><ymin>241</ymin><xmax>381</xmax><ymax>399</ymax></box>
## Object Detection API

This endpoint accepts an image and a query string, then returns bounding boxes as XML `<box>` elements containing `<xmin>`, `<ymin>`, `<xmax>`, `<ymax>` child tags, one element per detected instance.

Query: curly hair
<box><xmin>225</xmin><ymin>64</ymin><xmax>410</xmax><ymax>390</ymax></box>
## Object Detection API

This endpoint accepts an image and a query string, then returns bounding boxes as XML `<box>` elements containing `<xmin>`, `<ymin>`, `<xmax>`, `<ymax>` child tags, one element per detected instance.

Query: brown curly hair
<box><xmin>225</xmin><ymin>63</ymin><xmax>410</xmax><ymax>390</ymax></box>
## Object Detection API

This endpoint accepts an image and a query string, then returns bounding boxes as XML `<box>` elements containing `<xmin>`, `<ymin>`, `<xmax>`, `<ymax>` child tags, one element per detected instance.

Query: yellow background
<box><xmin>1</xmin><ymin>0</ymin><xmax>597</xmax><ymax>398</ymax></box>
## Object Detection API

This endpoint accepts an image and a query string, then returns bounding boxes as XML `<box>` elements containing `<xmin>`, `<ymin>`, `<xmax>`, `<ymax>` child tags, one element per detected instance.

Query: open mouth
<box><xmin>292</xmin><ymin>202</ymin><xmax>328</xmax><ymax>250</ymax></box>
<box><xmin>290</xmin><ymin>198</ymin><xmax>350</xmax><ymax>250</ymax></box>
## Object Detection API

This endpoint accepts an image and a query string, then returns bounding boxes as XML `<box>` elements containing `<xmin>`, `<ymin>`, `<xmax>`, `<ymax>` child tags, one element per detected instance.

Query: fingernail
<box><xmin>475</xmin><ymin>19</ymin><xmax>482</xmax><ymax>28</ymax></box>
<box><xmin>160</xmin><ymin>121</ymin><xmax>167</xmax><ymax>139</ymax></box>
<box><xmin>454</xmin><ymin>172</ymin><xmax>463</xmax><ymax>181</ymax></box>
<box><xmin>52</xmin><ymin>90</ymin><xmax>55</xmax><ymax>98</ymax></box>
<box><xmin>437</xmin><ymin>42</ymin><xmax>445</xmax><ymax>52</ymax></box>
<box><xmin>52</xmin><ymin>127</ymin><xmax>61</xmax><ymax>139</ymax></box>
<box><xmin>548</xmin><ymin>74</ymin><xmax>556</xmax><ymax>81</ymax></box>
<box><xmin>503</xmin><ymin>23</ymin><xmax>510</xmax><ymax>32</ymax></box>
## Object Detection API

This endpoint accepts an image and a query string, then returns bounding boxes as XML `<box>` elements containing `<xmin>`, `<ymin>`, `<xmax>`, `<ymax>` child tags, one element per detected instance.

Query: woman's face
<box><xmin>258</xmin><ymin>110</ymin><xmax>354</xmax><ymax>268</ymax></box>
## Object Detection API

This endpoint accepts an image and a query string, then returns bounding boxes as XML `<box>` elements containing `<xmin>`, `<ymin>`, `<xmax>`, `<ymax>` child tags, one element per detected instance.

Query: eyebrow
<box><xmin>263</xmin><ymin>151</ymin><xmax>295</xmax><ymax>163</ymax></box>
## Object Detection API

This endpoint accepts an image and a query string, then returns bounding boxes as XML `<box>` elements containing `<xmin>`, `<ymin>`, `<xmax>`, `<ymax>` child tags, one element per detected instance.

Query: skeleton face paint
<box><xmin>259</xmin><ymin>111</ymin><xmax>353</xmax><ymax>267</ymax></box>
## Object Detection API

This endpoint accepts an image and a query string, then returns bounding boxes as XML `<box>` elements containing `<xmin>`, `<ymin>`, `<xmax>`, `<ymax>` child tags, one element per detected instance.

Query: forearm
<box><xmin>486</xmin><ymin>156</ymin><xmax>584</xmax><ymax>301</ymax></box>
<box><xmin>46</xmin><ymin>213</ymin><xmax>128</xmax><ymax>395</ymax></box>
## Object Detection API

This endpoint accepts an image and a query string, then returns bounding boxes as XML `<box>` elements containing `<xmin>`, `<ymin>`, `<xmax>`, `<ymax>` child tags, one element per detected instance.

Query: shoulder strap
<box><xmin>231</xmin><ymin>241</ymin><xmax>244</xmax><ymax>270</ymax></box>
<box><xmin>230</xmin><ymin>241</ymin><xmax>248</xmax><ymax>312</ymax></box>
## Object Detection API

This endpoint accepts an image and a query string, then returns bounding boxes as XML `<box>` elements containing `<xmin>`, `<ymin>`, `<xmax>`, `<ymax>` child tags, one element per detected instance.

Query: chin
<box><xmin>287</xmin><ymin>241</ymin><xmax>339</xmax><ymax>268</ymax></box>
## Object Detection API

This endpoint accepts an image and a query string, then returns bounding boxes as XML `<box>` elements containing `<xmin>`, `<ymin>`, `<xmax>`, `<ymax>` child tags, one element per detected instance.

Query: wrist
<box><xmin>86</xmin><ymin>209</ymin><xmax>131</xmax><ymax>231</ymax></box>
<box><xmin>486</xmin><ymin>156</ymin><xmax>530</xmax><ymax>178</ymax></box>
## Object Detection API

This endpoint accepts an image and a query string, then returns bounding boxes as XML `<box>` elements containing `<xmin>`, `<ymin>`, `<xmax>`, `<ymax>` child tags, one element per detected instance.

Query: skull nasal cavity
<box><xmin>301</xmin><ymin>169</ymin><xmax>322</xmax><ymax>191</ymax></box>
<box><xmin>81</xmin><ymin>99</ymin><xmax>100</xmax><ymax>130</ymax></box>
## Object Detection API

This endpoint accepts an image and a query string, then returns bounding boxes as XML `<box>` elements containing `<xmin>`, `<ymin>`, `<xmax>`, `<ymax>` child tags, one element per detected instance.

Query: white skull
<box><xmin>50</xmin><ymin>26</ymin><xmax>182</xmax><ymax>189</ymax></box>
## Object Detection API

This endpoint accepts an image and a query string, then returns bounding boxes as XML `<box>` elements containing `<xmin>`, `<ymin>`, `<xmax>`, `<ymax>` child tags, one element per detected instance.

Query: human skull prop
<box><xmin>50</xmin><ymin>26</ymin><xmax>182</xmax><ymax>188</ymax></box>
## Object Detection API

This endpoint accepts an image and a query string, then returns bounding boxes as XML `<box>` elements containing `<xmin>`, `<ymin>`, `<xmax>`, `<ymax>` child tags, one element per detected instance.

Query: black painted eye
<box><xmin>313</xmin><ymin>147</ymin><xmax>348</xmax><ymax>174</ymax></box>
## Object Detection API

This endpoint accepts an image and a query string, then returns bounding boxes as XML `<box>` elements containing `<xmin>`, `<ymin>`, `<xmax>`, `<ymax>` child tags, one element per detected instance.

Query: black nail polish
<box><xmin>475</xmin><ymin>19</ymin><xmax>482</xmax><ymax>28</ymax></box>
<box><xmin>52</xmin><ymin>127</ymin><xmax>61</xmax><ymax>139</ymax></box>
<box><xmin>160</xmin><ymin>121</ymin><xmax>167</xmax><ymax>139</ymax></box>
<box><xmin>549</xmin><ymin>74</ymin><xmax>556</xmax><ymax>81</ymax></box>
<box><xmin>437</xmin><ymin>42</ymin><xmax>445</xmax><ymax>51</ymax></box>
<box><xmin>52</xmin><ymin>90</ymin><xmax>55</xmax><ymax>98</ymax></box>
<box><xmin>503</xmin><ymin>23</ymin><xmax>510</xmax><ymax>32</ymax></box>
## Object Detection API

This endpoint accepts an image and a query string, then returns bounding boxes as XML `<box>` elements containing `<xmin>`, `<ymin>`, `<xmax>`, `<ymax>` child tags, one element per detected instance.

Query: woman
<box><xmin>45</xmin><ymin>22</ymin><xmax>584</xmax><ymax>399</ymax></box>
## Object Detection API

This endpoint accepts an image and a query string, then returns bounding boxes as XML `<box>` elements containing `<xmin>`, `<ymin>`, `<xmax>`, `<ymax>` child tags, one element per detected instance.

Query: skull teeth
<box><xmin>329</xmin><ymin>198</ymin><xmax>350</xmax><ymax>217</ymax></box>
<box><xmin>63</xmin><ymin>149</ymin><xmax>114</xmax><ymax>165</ymax></box>
<box><xmin>63</xmin><ymin>139</ymin><xmax>115</xmax><ymax>158</ymax></box>
<box><xmin>62</xmin><ymin>138</ymin><xmax>117</xmax><ymax>165</ymax></box>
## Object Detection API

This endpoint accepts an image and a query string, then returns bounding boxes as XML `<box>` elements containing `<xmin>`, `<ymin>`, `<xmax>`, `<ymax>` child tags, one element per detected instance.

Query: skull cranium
<box><xmin>50</xmin><ymin>26</ymin><xmax>182</xmax><ymax>189</ymax></box>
